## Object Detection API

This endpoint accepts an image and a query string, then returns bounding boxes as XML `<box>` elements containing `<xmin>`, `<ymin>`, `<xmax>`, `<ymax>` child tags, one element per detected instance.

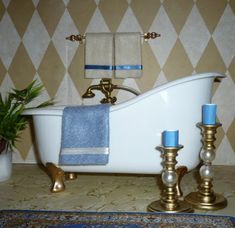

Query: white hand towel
<box><xmin>85</xmin><ymin>33</ymin><xmax>113</xmax><ymax>79</ymax></box>
<box><xmin>114</xmin><ymin>32</ymin><xmax>142</xmax><ymax>78</ymax></box>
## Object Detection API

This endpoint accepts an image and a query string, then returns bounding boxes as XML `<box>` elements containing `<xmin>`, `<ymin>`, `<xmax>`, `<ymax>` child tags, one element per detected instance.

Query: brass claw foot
<box><xmin>175</xmin><ymin>166</ymin><xmax>188</xmax><ymax>198</ymax></box>
<box><xmin>46</xmin><ymin>163</ymin><xmax>65</xmax><ymax>193</ymax></box>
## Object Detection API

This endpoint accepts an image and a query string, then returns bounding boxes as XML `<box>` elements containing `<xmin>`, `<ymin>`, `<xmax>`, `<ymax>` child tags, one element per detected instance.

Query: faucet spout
<box><xmin>82</xmin><ymin>78</ymin><xmax>140</xmax><ymax>104</ymax></box>
<box><xmin>82</xmin><ymin>79</ymin><xmax>117</xmax><ymax>104</ymax></box>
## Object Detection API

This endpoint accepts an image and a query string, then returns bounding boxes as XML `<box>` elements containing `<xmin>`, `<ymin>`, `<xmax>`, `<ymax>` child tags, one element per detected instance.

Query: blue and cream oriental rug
<box><xmin>0</xmin><ymin>210</ymin><xmax>234</xmax><ymax>227</ymax></box>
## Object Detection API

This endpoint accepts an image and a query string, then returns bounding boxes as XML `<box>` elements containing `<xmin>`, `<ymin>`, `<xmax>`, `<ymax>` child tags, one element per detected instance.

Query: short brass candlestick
<box><xmin>185</xmin><ymin>123</ymin><xmax>227</xmax><ymax>210</ymax></box>
<box><xmin>147</xmin><ymin>145</ymin><xmax>193</xmax><ymax>213</ymax></box>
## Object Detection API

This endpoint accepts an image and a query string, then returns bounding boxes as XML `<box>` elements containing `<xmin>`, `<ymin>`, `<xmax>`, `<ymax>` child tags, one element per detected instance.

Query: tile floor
<box><xmin>0</xmin><ymin>164</ymin><xmax>234</xmax><ymax>216</ymax></box>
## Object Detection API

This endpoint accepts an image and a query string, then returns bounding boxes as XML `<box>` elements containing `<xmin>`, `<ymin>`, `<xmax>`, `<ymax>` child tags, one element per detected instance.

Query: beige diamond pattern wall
<box><xmin>0</xmin><ymin>0</ymin><xmax>234</xmax><ymax>164</ymax></box>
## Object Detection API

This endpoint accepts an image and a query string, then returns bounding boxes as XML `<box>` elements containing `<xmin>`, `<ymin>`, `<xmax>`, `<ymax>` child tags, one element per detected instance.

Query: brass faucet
<box><xmin>82</xmin><ymin>78</ymin><xmax>140</xmax><ymax>104</ymax></box>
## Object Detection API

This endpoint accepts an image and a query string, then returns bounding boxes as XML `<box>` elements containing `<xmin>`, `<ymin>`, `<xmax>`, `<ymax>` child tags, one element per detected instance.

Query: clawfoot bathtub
<box><xmin>23</xmin><ymin>72</ymin><xmax>225</xmax><ymax>193</ymax></box>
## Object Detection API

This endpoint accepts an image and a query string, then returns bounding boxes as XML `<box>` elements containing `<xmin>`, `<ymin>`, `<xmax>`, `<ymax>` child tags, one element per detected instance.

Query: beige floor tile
<box><xmin>0</xmin><ymin>164</ymin><xmax>234</xmax><ymax>216</ymax></box>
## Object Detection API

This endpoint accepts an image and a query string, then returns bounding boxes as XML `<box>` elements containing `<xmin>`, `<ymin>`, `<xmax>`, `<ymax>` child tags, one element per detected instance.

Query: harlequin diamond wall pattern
<box><xmin>0</xmin><ymin>0</ymin><xmax>234</xmax><ymax>164</ymax></box>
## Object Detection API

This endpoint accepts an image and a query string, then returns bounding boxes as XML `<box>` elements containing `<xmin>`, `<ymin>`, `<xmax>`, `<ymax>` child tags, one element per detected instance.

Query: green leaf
<box><xmin>0</xmin><ymin>80</ymin><xmax>54</xmax><ymax>151</ymax></box>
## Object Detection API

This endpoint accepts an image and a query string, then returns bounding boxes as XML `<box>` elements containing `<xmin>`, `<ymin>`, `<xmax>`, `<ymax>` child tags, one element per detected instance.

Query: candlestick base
<box><xmin>185</xmin><ymin>192</ymin><xmax>227</xmax><ymax>210</ymax></box>
<box><xmin>147</xmin><ymin>200</ymin><xmax>194</xmax><ymax>213</ymax></box>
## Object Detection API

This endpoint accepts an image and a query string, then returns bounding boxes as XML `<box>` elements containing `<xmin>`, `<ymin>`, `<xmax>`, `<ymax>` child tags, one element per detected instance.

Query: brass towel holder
<box><xmin>66</xmin><ymin>32</ymin><xmax>160</xmax><ymax>44</ymax></box>
<box><xmin>65</xmin><ymin>32</ymin><xmax>161</xmax><ymax>104</ymax></box>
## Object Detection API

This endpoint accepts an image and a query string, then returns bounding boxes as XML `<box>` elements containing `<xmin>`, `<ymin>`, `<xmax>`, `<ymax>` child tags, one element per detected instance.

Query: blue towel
<box><xmin>59</xmin><ymin>104</ymin><xmax>110</xmax><ymax>165</ymax></box>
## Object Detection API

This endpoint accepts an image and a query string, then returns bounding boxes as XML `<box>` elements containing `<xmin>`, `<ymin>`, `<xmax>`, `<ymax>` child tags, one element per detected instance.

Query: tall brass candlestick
<box><xmin>147</xmin><ymin>145</ymin><xmax>193</xmax><ymax>213</ymax></box>
<box><xmin>185</xmin><ymin>123</ymin><xmax>227</xmax><ymax>210</ymax></box>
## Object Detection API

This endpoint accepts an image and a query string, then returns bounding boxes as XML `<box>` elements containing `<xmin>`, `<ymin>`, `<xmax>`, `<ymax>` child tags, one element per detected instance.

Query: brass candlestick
<box><xmin>185</xmin><ymin>123</ymin><xmax>227</xmax><ymax>210</ymax></box>
<box><xmin>147</xmin><ymin>145</ymin><xmax>193</xmax><ymax>213</ymax></box>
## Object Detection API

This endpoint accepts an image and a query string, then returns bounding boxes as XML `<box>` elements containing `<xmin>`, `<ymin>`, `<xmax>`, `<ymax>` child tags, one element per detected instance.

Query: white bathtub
<box><xmin>23</xmin><ymin>72</ymin><xmax>225</xmax><ymax>175</ymax></box>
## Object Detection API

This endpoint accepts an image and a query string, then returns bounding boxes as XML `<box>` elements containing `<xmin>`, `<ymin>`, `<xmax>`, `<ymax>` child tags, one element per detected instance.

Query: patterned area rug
<box><xmin>0</xmin><ymin>210</ymin><xmax>234</xmax><ymax>227</ymax></box>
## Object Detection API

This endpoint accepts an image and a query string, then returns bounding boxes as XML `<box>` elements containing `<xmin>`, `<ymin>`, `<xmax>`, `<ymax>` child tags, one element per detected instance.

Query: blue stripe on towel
<box><xmin>59</xmin><ymin>104</ymin><xmax>110</xmax><ymax>165</ymax></box>
<box><xmin>114</xmin><ymin>65</ymin><xmax>143</xmax><ymax>70</ymax></box>
<box><xmin>85</xmin><ymin>65</ymin><xmax>113</xmax><ymax>70</ymax></box>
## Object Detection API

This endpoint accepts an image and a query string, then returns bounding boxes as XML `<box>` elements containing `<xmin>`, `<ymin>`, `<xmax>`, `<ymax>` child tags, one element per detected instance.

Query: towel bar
<box><xmin>66</xmin><ymin>32</ymin><xmax>160</xmax><ymax>44</ymax></box>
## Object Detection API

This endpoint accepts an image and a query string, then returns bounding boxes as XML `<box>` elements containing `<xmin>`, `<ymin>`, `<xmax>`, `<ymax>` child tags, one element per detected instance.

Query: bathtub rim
<box><xmin>23</xmin><ymin>72</ymin><xmax>225</xmax><ymax>116</ymax></box>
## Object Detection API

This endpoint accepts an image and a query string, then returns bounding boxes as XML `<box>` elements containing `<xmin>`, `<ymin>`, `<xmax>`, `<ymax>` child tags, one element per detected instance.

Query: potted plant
<box><xmin>0</xmin><ymin>80</ymin><xmax>53</xmax><ymax>181</ymax></box>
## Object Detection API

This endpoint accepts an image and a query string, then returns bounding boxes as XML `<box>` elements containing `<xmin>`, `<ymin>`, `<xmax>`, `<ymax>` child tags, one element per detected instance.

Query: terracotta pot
<box><xmin>0</xmin><ymin>138</ymin><xmax>12</xmax><ymax>182</ymax></box>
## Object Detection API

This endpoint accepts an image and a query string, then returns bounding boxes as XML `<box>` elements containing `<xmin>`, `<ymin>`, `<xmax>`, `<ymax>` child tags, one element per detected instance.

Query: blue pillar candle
<box><xmin>162</xmin><ymin>130</ymin><xmax>179</xmax><ymax>147</ymax></box>
<box><xmin>202</xmin><ymin>104</ymin><xmax>217</xmax><ymax>125</ymax></box>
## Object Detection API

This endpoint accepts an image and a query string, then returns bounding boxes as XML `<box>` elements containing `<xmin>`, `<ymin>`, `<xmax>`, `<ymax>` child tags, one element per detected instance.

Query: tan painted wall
<box><xmin>0</xmin><ymin>0</ymin><xmax>234</xmax><ymax>164</ymax></box>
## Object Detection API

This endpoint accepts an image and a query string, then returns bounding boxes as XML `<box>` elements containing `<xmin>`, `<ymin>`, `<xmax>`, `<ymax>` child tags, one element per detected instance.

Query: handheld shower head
<box><xmin>82</xmin><ymin>89</ymin><xmax>95</xmax><ymax>98</ymax></box>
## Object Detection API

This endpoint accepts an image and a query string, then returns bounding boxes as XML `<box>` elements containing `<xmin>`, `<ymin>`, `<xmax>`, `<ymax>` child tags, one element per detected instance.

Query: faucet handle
<box><xmin>101</xmin><ymin>96</ymin><xmax>117</xmax><ymax>104</ymax></box>
<box><xmin>100</xmin><ymin>78</ymin><xmax>112</xmax><ymax>84</ymax></box>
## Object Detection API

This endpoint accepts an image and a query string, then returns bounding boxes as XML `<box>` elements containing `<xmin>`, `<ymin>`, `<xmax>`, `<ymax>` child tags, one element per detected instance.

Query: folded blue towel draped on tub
<box><xmin>59</xmin><ymin>104</ymin><xmax>110</xmax><ymax>165</ymax></box>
